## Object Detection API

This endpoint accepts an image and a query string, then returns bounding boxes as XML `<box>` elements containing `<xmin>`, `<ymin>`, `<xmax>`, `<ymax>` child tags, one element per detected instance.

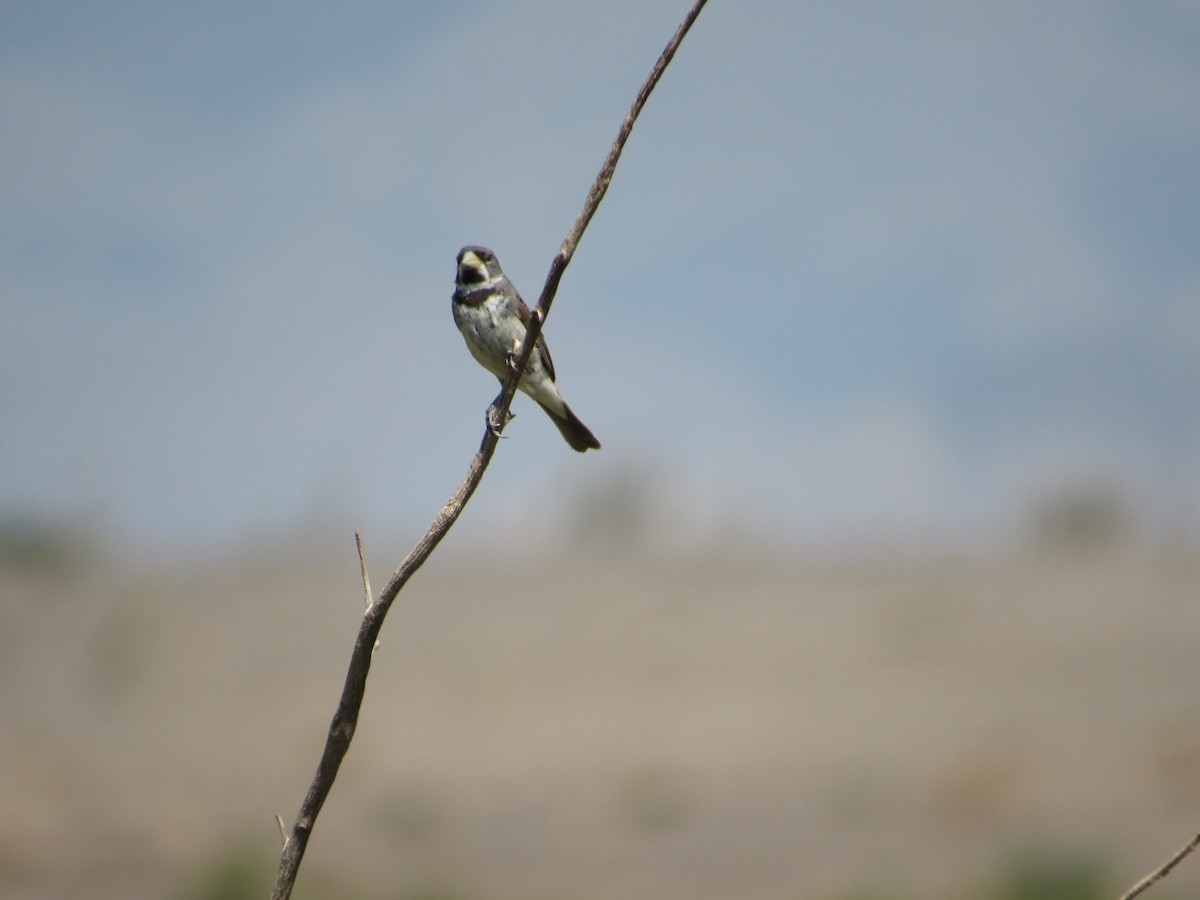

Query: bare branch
<box><xmin>1119</xmin><ymin>832</ymin><xmax>1200</xmax><ymax>900</ymax></box>
<box><xmin>491</xmin><ymin>0</ymin><xmax>709</xmax><ymax>439</ymax></box>
<box><xmin>270</xmin><ymin>4</ymin><xmax>708</xmax><ymax>898</ymax></box>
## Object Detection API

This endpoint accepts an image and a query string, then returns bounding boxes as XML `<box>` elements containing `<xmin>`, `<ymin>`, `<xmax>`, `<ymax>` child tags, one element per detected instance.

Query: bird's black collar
<box><xmin>454</xmin><ymin>286</ymin><xmax>500</xmax><ymax>308</ymax></box>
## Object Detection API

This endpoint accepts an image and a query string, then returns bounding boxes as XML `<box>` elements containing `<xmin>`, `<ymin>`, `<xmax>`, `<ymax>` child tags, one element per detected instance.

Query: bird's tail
<box><xmin>537</xmin><ymin>400</ymin><xmax>601</xmax><ymax>452</ymax></box>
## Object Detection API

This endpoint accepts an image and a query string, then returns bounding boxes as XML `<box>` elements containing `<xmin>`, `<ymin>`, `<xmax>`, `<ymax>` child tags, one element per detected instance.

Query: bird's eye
<box><xmin>461</xmin><ymin>263</ymin><xmax>487</xmax><ymax>285</ymax></box>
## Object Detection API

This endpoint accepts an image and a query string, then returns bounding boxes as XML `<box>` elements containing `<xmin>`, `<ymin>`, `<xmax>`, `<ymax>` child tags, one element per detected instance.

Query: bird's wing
<box><xmin>513</xmin><ymin>290</ymin><xmax>556</xmax><ymax>383</ymax></box>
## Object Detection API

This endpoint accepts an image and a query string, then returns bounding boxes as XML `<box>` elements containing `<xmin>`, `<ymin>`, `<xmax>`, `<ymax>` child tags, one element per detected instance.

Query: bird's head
<box><xmin>456</xmin><ymin>246</ymin><xmax>502</xmax><ymax>288</ymax></box>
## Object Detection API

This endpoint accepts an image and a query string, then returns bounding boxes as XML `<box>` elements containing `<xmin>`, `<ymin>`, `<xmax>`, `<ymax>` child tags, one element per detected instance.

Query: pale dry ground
<box><xmin>1</xmin><ymin>546</ymin><xmax>1198</xmax><ymax>899</ymax></box>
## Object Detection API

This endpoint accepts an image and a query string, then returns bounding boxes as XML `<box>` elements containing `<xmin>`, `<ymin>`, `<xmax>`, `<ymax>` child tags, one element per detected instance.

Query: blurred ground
<box><xmin>1</xmin><ymin>539</ymin><xmax>1198</xmax><ymax>899</ymax></box>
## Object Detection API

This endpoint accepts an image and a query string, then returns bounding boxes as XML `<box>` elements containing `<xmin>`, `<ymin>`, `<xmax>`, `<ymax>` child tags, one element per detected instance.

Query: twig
<box><xmin>356</xmin><ymin>529</ymin><xmax>380</xmax><ymax>651</ymax></box>
<box><xmin>355</xmin><ymin>529</ymin><xmax>371</xmax><ymax>610</ymax></box>
<box><xmin>1119</xmin><ymin>832</ymin><xmax>1200</xmax><ymax>900</ymax></box>
<box><xmin>269</xmin><ymin>4</ymin><xmax>708</xmax><ymax>898</ymax></box>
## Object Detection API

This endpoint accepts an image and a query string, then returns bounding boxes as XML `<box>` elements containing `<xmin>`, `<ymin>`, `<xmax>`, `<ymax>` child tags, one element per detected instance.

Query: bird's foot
<box><xmin>486</xmin><ymin>397</ymin><xmax>514</xmax><ymax>437</ymax></box>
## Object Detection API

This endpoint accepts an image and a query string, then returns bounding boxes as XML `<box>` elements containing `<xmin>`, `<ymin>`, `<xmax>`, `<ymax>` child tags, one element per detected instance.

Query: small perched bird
<box><xmin>452</xmin><ymin>245</ymin><xmax>600</xmax><ymax>452</ymax></box>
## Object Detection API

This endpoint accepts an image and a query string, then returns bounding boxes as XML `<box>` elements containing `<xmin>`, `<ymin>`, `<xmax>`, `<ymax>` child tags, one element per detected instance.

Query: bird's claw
<box><xmin>486</xmin><ymin>400</ymin><xmax>514</xmax><ymax>437</ymax></box>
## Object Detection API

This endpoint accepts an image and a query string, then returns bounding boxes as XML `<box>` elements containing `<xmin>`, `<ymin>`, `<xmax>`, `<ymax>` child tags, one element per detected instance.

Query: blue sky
<box><xmin>2</xmin><ymin>1</ymin><xmax>1198</xmax><ymax>555</ymax></box>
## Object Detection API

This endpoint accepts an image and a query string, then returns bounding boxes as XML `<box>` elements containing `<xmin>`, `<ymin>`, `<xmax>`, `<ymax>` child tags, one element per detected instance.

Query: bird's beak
<box><xmin>457</xmin><ymin>249</ymin><xmax>490</xmax><ymax>286</ymax></box>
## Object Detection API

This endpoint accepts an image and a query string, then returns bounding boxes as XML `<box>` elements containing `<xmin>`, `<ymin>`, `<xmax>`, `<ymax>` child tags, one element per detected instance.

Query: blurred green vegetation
<box><xmin>390</xmin><ymin>886</ymin><xmax>472</xmax><ymax>900</ymax></box>
<box><xmin>616</xmin><ymin>765</ymin><xmax>693</xmax><ymax>832</ymax></box>
<box><xmin>182</xmin><ymin>844</ymin><xmax>273</xmax><ymax>900</ymax></box>
<box><xmin>179</xmin><ymin>840</ymin><xmax>1184</xmax><ymax>900</ymax></box>
<box><xmin>0</xmin><ymin>514</ymin><xmax>100</xmax><ymax>573</ymax></box>
<box><xmin>181</xmin><ymin>842</ymin><xmax>471</xmax><ymax>900</ymax></box>
<box><xmin>982</xmin><ymin>850</ymin><xmax>1113</xmax><ymax>900</ymax></box>
<box><xmin>1028</xmin><ymin>486</ymin><xmax>1131</xmax><ymax>556</ymax></box>
<box><xmin>829</xmin><ymin>848</ymin><xmax>1127</xmax><ymax>900</ymax></box>
<box><xmin>832</xmin><ymin>884</ymin><xmax>915</xmax><ymax>900</ymax></box>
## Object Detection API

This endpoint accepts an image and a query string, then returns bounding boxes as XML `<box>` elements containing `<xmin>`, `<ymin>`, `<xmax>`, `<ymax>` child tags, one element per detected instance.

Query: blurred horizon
<box><xmin>0</xmin><ymin>460</ymin><xmax>1179</xmax><ymax>574</ymax></box>
<box><xmin>3</xmin><ymin>1</ymin><xmax>1199</xmax><ymax>561</ymax></box>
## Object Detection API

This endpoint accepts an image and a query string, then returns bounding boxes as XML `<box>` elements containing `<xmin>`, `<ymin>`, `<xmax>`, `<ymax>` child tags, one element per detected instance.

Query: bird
<box><xmin>452</xmin><ymin>245</ymin><xmax>600</xmax><ymax>452</ymax></box>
